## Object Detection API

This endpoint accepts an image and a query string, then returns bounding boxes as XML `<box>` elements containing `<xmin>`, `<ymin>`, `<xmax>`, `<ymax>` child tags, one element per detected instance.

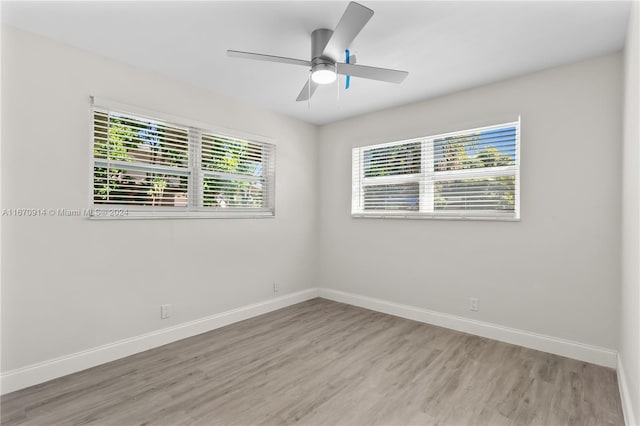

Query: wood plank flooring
<box><xmin>1</xmin><ymin>298</ymin><xmax>624</xmax><ymax>425</ymax></box>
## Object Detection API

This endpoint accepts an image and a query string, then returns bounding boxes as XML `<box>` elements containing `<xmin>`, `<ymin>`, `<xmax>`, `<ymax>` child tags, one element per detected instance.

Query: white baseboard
<box><xmin>1</xmin><ymin>287</ymin><xmax>620</xmax><ymax>396</ymax></box>
<box><xmin>618</xmin><ymin>354</ymin><xmax>639</xmax><ymax>426</ymax></box>
<box><xmin>318</xmin><ymin>288</ymin><xmax>618</xmax><ymax>368</ymax></box>
<box><xmin>0</xmin><ymin>288</ymin><xmax>319</xmax><ymax>395</ymax></box>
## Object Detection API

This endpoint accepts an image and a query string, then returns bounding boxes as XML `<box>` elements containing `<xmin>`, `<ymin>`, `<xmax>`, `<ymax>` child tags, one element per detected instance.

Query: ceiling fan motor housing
<box><xmin>311</xmin><ymin>28</ymin><xmax>336</xmax><ymax>67</ymax></box>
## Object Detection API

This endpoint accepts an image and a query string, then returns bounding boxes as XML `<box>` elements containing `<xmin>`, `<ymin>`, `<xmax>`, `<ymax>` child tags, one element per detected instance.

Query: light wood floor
<box><xmin>1</xmin><ymin>298</ymin><xmax>624</xmax><ymax>426</ymax></box>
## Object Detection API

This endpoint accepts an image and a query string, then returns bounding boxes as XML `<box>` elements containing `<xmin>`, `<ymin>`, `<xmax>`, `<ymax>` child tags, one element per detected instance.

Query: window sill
<box><xmin>88</xmin><ymin>207</ymin><xmax>275</xmax><ymax>220</ymax></box>
<box><xmin>351</xmin><ymin>213</ymin><xmax>519</xmax><ymax>222</ymax></box>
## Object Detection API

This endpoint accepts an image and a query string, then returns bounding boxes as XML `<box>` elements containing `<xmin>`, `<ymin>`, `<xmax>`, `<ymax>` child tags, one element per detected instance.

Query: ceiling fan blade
<box><xmin>296</xmin><ymin>78</ymin><xmax>319</xmax><ymax>102</ymax></box>
<box><xmin>336</xmin><ymin>63</ymin><xmax>408</xmax><ymax>84</ymax></box>
<box><xmin>227</xmin><ymin>50</ymin><xmax>311</xmax><ymax>67</ymax></box>
<box><xmin>322</xmin><ymin>2</ymin><xmax>374</xmax><ymax>61</ymax></box>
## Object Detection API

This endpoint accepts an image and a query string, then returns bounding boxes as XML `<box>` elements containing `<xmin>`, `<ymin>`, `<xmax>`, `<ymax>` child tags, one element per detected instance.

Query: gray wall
<box><xmin>318</xmin><ymin>54</ymin><xmax>622</xmax><ymax>350</ymax></box>
<box><xmin>1</xmin><ymin>23</ymin><xmax>629</xmax><ymax>395</ymax></box>
<box><xmin>620</xmin><ymin>1</ymin><xmax>640</xmax><ymax>423</ymax></box>
<box><xmin>1</xmin><ymin>27</ymin><xmax>319</xmax><ymax>371</ymax></box>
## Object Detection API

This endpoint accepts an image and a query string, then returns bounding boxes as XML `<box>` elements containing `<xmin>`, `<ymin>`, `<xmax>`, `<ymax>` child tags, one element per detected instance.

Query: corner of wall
<box><xmin>620</xmin><ymin>1</ymin><xmax>640</xmax><ymax>425</ymax></box>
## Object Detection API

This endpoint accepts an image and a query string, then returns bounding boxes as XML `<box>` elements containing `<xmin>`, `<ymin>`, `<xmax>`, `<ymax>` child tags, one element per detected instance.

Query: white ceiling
<box><xmin>1</xmin><ymin>1</ymin><xmax>631</xmax><ymax>125</ymax></box>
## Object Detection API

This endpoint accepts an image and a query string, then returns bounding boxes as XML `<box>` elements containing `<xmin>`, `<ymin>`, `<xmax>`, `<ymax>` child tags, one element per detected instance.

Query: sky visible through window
<box><xmin>462</xmin><ymin>126</ymin><xmax>517</xmax><ymax>159</ymax></box>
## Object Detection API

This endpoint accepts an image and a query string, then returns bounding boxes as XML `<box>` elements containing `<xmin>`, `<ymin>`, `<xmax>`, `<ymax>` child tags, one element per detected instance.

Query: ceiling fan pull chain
<box><xmin>336</xmin><ymin>63</ymin><xmax>340</xmax><ymax>106</ymax></box>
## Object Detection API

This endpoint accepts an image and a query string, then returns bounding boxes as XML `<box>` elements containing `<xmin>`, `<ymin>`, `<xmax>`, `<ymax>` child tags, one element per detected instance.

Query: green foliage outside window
<box><xmin>93</xmin><ymin>111</ymin><xmax>189</xmax><ymax>206</ymax></box>
<box><xmin>201</xmin><ymin>135</ymin><xmax>264</xmax><ymax>208</ymax></box>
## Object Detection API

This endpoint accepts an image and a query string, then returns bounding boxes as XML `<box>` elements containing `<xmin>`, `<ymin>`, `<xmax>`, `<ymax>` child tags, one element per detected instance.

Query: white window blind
<box><xmin>352</xmin><ymin>120</ymin><xmax>520</xmax><ymax>220</ymax></box>
<box><xmin>92</xmin><ymin>102</ymin><xmax>275</xmax><ymax>218</ymax></box>
<box><xmin>199</xmin><ymin>134</ymin><xmax>274</xmax><ymax>210</ymax></box>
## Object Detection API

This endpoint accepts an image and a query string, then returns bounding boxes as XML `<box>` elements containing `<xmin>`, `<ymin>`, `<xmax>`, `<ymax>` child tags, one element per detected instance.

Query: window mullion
<box><xmin>433</xmin><ymin>165</ymin><xmax>517</xmax><ymax>181</ymax></box>
<box><xmin>359</xmin><ymin>149</ymin><xmax>364</xmax><ymax>212</ymax></box>
<box><xmin>420</xmin><ymin>138</ymin><xmax>434</xmax><ymax>213</ymax></box>
<box><xmin>266</xmin><ymin>143</ymin><xmax>276</xmax><ymax>211</ymax></box>
<box><xmin>362</xmin><ymin>173</ymin><xmax>422</xmax><ymax>185</ymax></box>
<box><xmin>189</xmin><ymin>128</ymin><xmax>202</xmax><ymax>209</ymax></box>
<box><xmin>352</xmin><ymin>149</ymin><xmax>362</xmax><ymax>213</ymax></box>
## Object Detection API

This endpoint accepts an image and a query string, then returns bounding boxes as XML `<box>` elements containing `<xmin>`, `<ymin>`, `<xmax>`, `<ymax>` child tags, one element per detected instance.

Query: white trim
<box><xmin>351</xmin><ymin>120</ymin><xmax>520</xmax><ymax>220</ymax></box>
<box><xmin>515</xmin><ymin>115</ymin><xmax>521</xmax><ymax>219</ymax></box>
<box><xmin>618</xmin><ymin>354</ymin><xmax>639</xmax><ymax>426</ymax></box>
<box><xmin>351</xmin><ymin>212</ymin><xmax>520</xmax><ymax>221</ymax></box>
<box><xmin>317</xmin><ymin>288</ymin><xmax>617</xmax><ymax>368</ymax></box>
<box><xmin>1</xmin><ymin>287</ymin><xmax>621</xmax><ymax>396</ymax></box>
<box><xmin>87</xmin><ymin>208</ymin><xmax>275</xmax><ymax>220</ymax></box>
<box><xmin>0</xmin><ymin>289</ymin><xmax>318</xmax><ymax>395</ymax></box>
<box><xmin>89</xmin><ymin>98</ymin><xmax>276</xmax><ymax>219</ymax></box>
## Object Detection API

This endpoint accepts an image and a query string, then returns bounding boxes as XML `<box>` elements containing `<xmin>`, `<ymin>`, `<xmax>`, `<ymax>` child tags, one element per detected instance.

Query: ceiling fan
<box><xmin>227</xmin><ymin>1</ymin><xmax>409</xmax><ymax>102</ymax></box>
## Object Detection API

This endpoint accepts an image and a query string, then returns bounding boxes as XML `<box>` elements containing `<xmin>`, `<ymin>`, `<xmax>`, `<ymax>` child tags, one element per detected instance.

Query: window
<box><xmin>92</xmin><ymin>99</ymin><xmax>275</xmax><ymax>218</ymax></box>
<box><xmin>352</xmin><ymin>120</ymin><xmax>520</xmax><ymax>220</ymax></box>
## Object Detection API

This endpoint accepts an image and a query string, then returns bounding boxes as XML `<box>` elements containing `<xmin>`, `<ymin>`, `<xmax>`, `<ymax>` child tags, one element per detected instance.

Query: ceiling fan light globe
<box><xmin>311</xmin><ymin>69</ymin><xmax>336</xmax><ymax>85</ymax></box>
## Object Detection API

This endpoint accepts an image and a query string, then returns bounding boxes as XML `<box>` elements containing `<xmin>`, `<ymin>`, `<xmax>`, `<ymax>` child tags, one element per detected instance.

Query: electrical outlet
<box><xmin>470</xmin><ymin>297</ymin><xmax>479</xmax><ymax>312</ymax></box>
<box><xmin>161</xmin><ymin>304</ymin><xmax>171</xmax><ymax>319</ymax></box>
<box><xmin>273</xmin><ymin>281</ymin><xmax>278</xmax><ymax>294</ymax></box>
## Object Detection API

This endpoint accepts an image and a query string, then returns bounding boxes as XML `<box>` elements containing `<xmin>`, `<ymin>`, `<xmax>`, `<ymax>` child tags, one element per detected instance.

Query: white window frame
<box><xmin>89</xmin><ymin>97</ymin><xmax>276</xmax><ymax>219</ymax></box>
<box><xmin>352</xmin><ymin>120</ymin><xmax>520</xmax><ymax>221</ymax></box>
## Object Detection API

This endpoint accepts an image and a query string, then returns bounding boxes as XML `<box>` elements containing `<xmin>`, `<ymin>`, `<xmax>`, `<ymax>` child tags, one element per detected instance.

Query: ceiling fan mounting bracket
<box><xmin>311</xmin><ymin>28</ymin><xmax>335</xmax><ymax>63</ymax></box>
